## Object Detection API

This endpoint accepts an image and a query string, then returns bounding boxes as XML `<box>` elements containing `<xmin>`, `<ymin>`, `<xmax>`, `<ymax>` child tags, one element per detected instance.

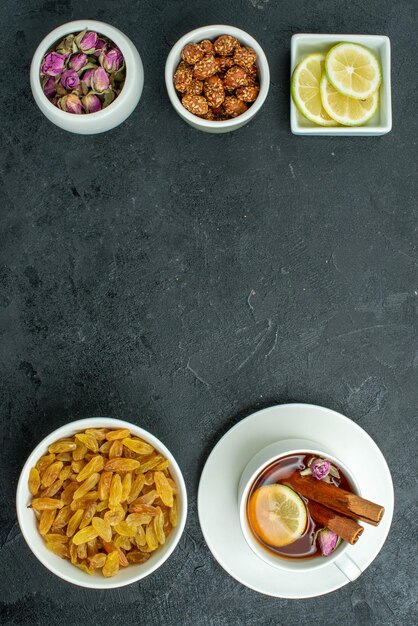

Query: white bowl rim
<box><xmin>165</xmin><ymin>24</ymin><xmax>270</xmax><ymax>129</ymax></box>
<box><xmin>16</xmin><ymin>416</ymin><xmax>187</xmax><ymax>589</ymax></box>
<box><xmin>30</xmin><ymin>19</ymin><xmax>142</xmax><ymax>124</ymax></box>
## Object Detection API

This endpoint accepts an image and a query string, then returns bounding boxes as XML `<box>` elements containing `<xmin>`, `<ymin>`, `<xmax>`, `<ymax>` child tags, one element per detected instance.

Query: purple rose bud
<box><xmin>81</xmin><ymin>68</ymin><xmax>95</xmax><ymax>88</ymax></box>
<box><xmin>60</xmin><ymin>69</ymin><xmax>80</xmax><ymax>90</ymax></box>
<box><xmin>316</xmin><ymin>528</ymin><xmax>339</xmax><ymax>556</ymax></box>
<box><xmin>93</xmin><ymin>37</ymin><xmax>107</xmax><ymax>57</ymax></box>
<box><xmin>63</xmin><ymin>93</ymin><xmax>83</xmax><ymax>114</ymax></box>
<box><xmin>41</xmin><ymin>51</ymin><xmax>65</xmax><ymax>76</ymax></box>
<box><xmin>82</xmin><ymin>93</ymin><xmax>101</xmax><ymax>113</ymax></box>
<box><xmin>43</xmin><ymin>76</ymin><xmax>56</xmax><ymax>97</ymax></box>
<box><xmin>92</xmin><ymin>67</ymin><xmax>109</xmax><ymax>92</ymax></box>
<box><xmin>101</xmin><ymin>48</ymin><xmax>123</xmax><ymax>72</ymax></box>
<box><xmin>69</xmin><ymin>52</ymin><xmax>87</xmax><ymax>72</ymax></box>
<box><xmin>79</xmin><ymin>31</ymin><xmax>98</xmax><ymax>52</ymax></box>
<box><xmin>311</xmin><ymin>458</ymin><xmax>331</xmax><ymax>480</ymax></box>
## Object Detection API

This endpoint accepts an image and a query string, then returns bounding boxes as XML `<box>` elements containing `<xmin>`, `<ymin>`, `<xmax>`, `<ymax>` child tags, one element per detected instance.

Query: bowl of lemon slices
<box><xmin>290</xmin><ymin>34</ymin><xmax>391</xmax><ymax>136</ymax></box>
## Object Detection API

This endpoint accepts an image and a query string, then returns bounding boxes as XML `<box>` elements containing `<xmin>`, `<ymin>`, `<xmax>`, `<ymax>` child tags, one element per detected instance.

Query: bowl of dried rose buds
<box><xmin>30</xmin><ymin>20</ymin><xmax>144</xmax><ymax>134</ymax></box>
<box><xmin>16</xmin><ymin>417</ymin><xmax>187</xmax><ymax>588</ymax></box>
<box><xmin>165</xmin><ymin>25</ymin><xmax>270</xmax><ymax>133</ymax></box>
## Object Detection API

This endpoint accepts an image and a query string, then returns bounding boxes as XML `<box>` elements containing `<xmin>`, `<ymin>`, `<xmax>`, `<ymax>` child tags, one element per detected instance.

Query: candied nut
<box><xmin>193</xmin><ymin>54</ymin><xmax>218</xmax><ymax>80</ymax></box>
<box><xmin>182</xmin><ymin>43</ymin><xmax>204</xmax><ymax>65</ymax></box>
<box><xmin>182</xmin><ymin>94</ymin><xmax>209</xmax><ymax>116</ymax></box>
<box><xmin>233</xmin><ymin>46</ymin><xmax>257</xmax><ymax>70</ymax></box>
<box><xmin>173</xmin><ymin>61</ymin><xmax>193</xmax><ymax>93</ymax></box>
<box><xmin>224</xmin><ymin>95</ymin><xmax>248</xmax><ymax>118</ymax></box>
<box><xmin>186</xmin><ymin>79</ymin><xmax>203</xmax><ymax>95</ymax></box>
<box><xmin>199</xmin><ymin>39</ymin><xmax>214</xmax><ymax>55</ymax></box>
<box><xmin>236</xmin><ymin>84</ymin><xmax>259</xmax><ymax>102</ymax></box>
<box><xmin>215</xmin><ymin>55</ymin><xmax>234</xmax><ymax>72</ymax></box>
<box><xmin>204</xmin><ymin>75</ymin><xmax>225</xmax><ymax>108</ymax></box>
<box><xmin>223</xmin><ymin>65</ymin><xmax>249</xmax><ymax>90</ymax></box>
<box><xmin>201</xmin><ymin>109</ymin><xmax>216</xmax><ymax>120</ymax></box>
<box><xmin>214</xmin><ymin>34</ymin><xmax>239</xmax><ymax>56</ymax></box>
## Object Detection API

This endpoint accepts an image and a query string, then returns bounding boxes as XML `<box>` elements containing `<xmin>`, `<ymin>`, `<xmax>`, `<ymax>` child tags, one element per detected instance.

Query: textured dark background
<box><xmin>1</xmin><ymin>0</ymin><xmax>417</xmax><ymax>624</ymax></box>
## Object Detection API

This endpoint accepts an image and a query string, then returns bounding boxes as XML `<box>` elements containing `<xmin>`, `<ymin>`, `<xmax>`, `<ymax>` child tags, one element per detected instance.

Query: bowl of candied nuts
<box><xmin>16</xmin><ymin>417</ymin><xmax>187</xmax><ymax>588</ymax></box>
<box><xmin>165</xmin><ymin>25</ymin><xmax>270</xmax><ymax>133</ymax></box>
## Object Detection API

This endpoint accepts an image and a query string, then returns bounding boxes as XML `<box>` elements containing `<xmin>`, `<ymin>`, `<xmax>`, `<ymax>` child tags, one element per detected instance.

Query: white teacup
<box><xmin>238</xmin><ymin>438</ymin><xmax>363</xmax><ymax>581</ymax></box>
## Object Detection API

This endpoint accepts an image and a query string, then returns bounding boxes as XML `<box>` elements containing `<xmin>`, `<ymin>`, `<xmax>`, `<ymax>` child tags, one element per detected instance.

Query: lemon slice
<box><xmin>320</xmin><ymin>74</ymin><xmax>379</xmax><ymax>126</ymax></box>
<box><xmin>291</xmin><ymin>53</ymin><xmax>335</xmax><ymax>126</ymax></box>
<box><xmin>248</xmin><ymin>484</ymin><xmax>307</xmax><ymax>547</ymax></box>
<box><xmin>325</xmin><ymin>42</ymin><xmax>381</xmax><ymax>99</ymax></box>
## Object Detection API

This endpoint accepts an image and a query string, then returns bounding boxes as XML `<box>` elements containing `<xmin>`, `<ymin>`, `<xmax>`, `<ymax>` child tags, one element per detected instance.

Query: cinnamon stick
<box><xmin>287</xmin><ymin>473</ymin><xmax>384</xmax><ymax>526</ymax></box>
<box><xmin>308</xmin><ymin>501</ymin><xmax>364</xmax><ymax>544</ymax></box>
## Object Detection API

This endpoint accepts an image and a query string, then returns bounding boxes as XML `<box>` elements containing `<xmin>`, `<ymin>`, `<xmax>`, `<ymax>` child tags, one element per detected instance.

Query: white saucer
<box><xmin>198</xmin><ymin>403</ymin><xmax>394</xmax><ymax>598</ymax></box>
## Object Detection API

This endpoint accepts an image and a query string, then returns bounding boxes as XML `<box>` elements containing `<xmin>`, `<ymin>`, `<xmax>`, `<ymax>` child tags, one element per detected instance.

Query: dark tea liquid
<box><xmin>246</xmin><ymin>453</ymin><xmax>353</xmax><ymax>560</ymax></box>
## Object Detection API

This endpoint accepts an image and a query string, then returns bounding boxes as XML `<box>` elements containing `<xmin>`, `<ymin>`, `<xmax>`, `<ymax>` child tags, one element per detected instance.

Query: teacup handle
<box><xmin>334</xmin><ymin>552</ymin><xmax>362</xmax><ymax>582</ymax></box>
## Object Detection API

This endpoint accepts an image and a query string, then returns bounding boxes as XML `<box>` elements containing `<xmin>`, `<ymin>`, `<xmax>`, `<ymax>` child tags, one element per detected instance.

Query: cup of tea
<box><xmin>238</xmin><ymin>438</ymin><xmax>363</xmax><ymax>581</ymax></box>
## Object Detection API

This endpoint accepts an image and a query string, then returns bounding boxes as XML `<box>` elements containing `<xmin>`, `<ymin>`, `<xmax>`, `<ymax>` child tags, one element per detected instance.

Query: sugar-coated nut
<box><xmin>223</xmin><ymin>65</ymin><xmax>249</xmax><ymax>90</ymax></box>
<box><xmin>233</xmin><ymin>46</ymin><xmax>257</xmax><ymax>70</ymax></box>
<box><xmin>201</xmin><ymin>109</ymin><xmax>216</xmax><ymax>120</ymax></box>
<box><xmin>182</xmin><ymin>94</ymin><xmax>209</xmax><ymax>116</ymax></box>
<box><xmin>173</xmin><ymin>61</ymin><xmax>193</xmax><ymax>93</ymax></box>
<box><xmin>199</xmin><ymin>39</ymin><xmax>214</xmax><ymax>55</ymax></box>
<box><xmin>215</xmin><ymin>56</ymin><xmax>234</xmax><ymax>72</ymax></box>
<box><xmin>236</xmin><ymin>84</ymin><xmax>259</xmax><ymax>102</ymax></box>
<box><xmin>182</xmin><ymin>43</ymin><xmax>204</xmax><ymax>65</ymax></box>
<box><xmin>246</xmin><ymin>64</ymin><xmax>258</xmax><ymax>82</ymax></box>
<box><xmin>204</xmin><ymin>75</ymin><xmax>225</xmax><ymax>108</ymax></box>
<box><xmin>193</xmin><ymin>55</ymin><xmax>219</xmax><ymax>80</ymax></box>
<box><xmin>186</xmin><ymin>79</ymin><xmax>203</xmax><ymax>95</ymax></box>
<box><xmin>214</xmin><ymin>35</ymin><xmax>239</xmax><ymax>56</ymax></box>
<box><xmin>223</xmin><ymin>95</ymin><xmax>248</xmax><ymax>118</ymax></box>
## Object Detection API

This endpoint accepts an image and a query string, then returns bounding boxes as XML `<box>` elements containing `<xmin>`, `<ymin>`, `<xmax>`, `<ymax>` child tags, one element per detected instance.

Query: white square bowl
<box><xmin>290</xmin><ymin>33</ymin><xmax>392</xmax><ymax>136</ymax></box>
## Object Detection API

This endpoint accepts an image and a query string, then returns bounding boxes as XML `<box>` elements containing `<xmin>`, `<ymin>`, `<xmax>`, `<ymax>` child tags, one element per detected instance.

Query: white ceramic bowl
<box><xmin>238</xmin><ymin>438</ymin><xmax>363</xmax><ymax>582</ymax></box>
<box><xmin>16</xmin><ymin>417</ymin><xmax>187</xmax><ymax>588</ymax></box>
<box><xmin>30</xmin><ymin>20</ymin><xmax>144</xmax><ymax>134</ymax></box>
<box><xmin>290</xmin><ymin>34</ymin><xmax>392</xmax><ymax>136</ymax></box>
<box><xmin>165</xmin><ymin>25</ymin><xmax>270</xmax><ymax>133</ymax></box>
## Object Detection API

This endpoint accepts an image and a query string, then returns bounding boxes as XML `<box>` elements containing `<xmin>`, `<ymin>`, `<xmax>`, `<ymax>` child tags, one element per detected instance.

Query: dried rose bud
<box><xmin>78</xmin><ymin>31</ymin><xmax>98</xmax><ymax>53</ymax></box>
<box><xmin>69</xmin><ymin>52</ymin><xmax>87</xmax><ymax>72</ymax></box>
<box><xmin>56</xmin><ymin>34</ymin><xmax>75</xmax><ymax>56</ymax></box>
<box><xmin>81</xmin><ymin>68</ymin><xmax>95</xmax><ymax>88</ymax></box>
<box><xmin>92</xmin><ymin>67</ymin><xmax>109</xmax><ymax>92</ymax></box>
<box><xmin>43</xmin><ymin>76</ymin><xmax>56</xmax><ymax>98</ymax></box>
<box><xmin>315</xmin><ymin>528</ymin><xmax>339</xmax><ymax>556</ymax></box>
<box><xmin>311</xmin><ymin>459</ymin><xmax>331</xmax><ymax>480</ymax></box>
<box><xmin>59</xmin><ymin>93</ymin><xmax>82</xmax><ymax>114</ymax></box>
<box><xmin>41</xmin><ymin>51</ymin><xmax>65</xmax><ymax>76</ymax></box>
<box><xmin>82</xmin><ymin>93</ymin><xmax>101</xmax><ymax>113</ymax></box>
<box><xmin>60</xmin><ymin>69</ymin><xmax>80</xmax><ymax>90</ymax></box>
<box><xmin>101</xmin><ymin>48</ymin><xmax>123</xmax><ymax>72</ymax></box>
<box><xmin>94</xmin><ymin>37</ymin><xmax>107</xmax><ymax>57</ymax></box>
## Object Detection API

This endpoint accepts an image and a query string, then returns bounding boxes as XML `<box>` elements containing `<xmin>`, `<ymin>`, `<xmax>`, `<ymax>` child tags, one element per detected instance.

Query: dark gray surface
<box><xmin>0</xmin><ymin>0</ymin><xmax>417</xmax><ymax>624</ymax></box>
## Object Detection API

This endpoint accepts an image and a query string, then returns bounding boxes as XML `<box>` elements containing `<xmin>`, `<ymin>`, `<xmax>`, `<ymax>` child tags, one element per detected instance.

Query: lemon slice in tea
<box><xmin>325</xmin><ymin>42</ymin><xmax>381</xmax><ymax>100</ymax></box>
<box><xmin>291</xmin><ymin>53</ymin><xmax>335</xmax><ymax>126</ymax></box>
<box><xmin>320</xmin><ymin>74</ymin><xmax>379</xmax><ymax>126</ymax></box>
<box><xmin>248</xmin><ymin>484</ymin><xmax>307</xmax><ymax>547</ymax></box>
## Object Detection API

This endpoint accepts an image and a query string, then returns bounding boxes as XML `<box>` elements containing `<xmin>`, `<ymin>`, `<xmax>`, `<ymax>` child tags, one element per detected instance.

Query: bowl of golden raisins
<box><xmin>165</xmin><ymin>24</ymin><xmax>270</xmax><ymax>133</ymax></box>
<box><xmin>16</xmin><ymin>417</ymin><xmax>187</xmax><ymax>588</ymax></box>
